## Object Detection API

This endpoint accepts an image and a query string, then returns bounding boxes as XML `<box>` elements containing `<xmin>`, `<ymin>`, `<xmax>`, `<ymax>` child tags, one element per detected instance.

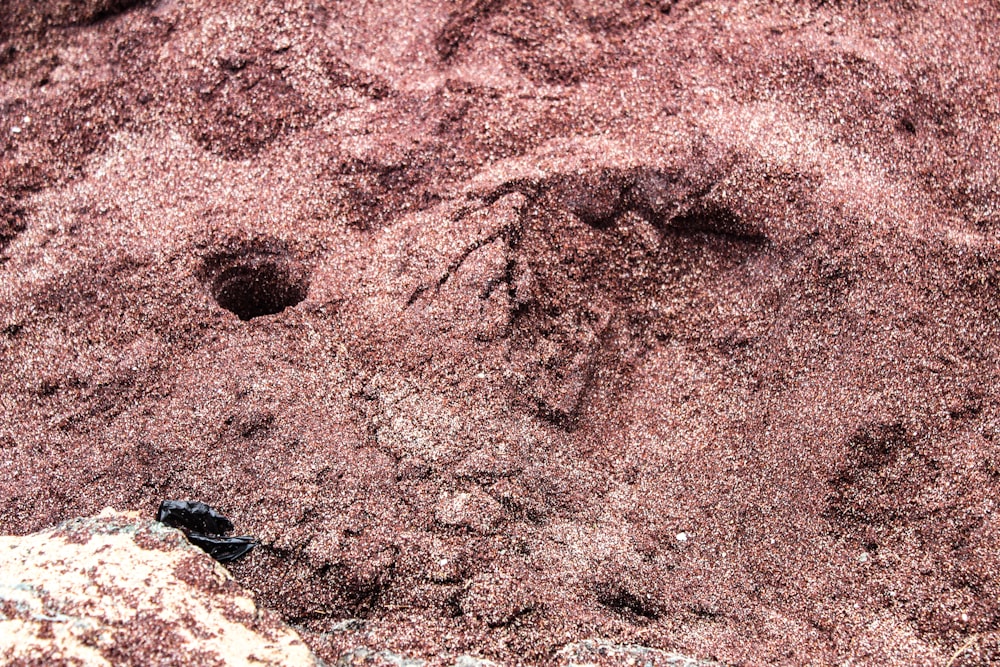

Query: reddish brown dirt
<box><xmin>2</xmin><ymin>1</ymin><xmax>1000</xmax><ymax>665</ymax></box>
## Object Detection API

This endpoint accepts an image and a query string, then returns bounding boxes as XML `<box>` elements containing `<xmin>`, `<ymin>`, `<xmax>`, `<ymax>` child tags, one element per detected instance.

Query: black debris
<box><xmin>156</xmin><ymin>499</ymin><xmax>257</xmax><ymax>563</ymax></box>
<box><xmin>157</xmin><ymin>500</ymin><xmax>235</xmax><ymax>534</ymax></box>
<box><xmin>186</xmin><ymin>534</ymin><xmax>258</xmax><ymax>563</ymax></box>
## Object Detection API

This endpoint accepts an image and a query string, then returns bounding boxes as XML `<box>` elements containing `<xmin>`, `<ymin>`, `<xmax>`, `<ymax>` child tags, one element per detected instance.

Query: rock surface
<box><xmin>0</xmin><ymin>509</ymin><xmax>320</xmax><ymax>666</ymax></box>
<box><xmin>557</xmin><ymin>640</ymin><xmax>720</xmax><ymax>667</ymax></box>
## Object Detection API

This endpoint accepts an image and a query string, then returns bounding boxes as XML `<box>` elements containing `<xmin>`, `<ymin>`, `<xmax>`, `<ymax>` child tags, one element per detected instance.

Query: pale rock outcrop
<box><xmin>557</xmin><ymin>639</ymin><xmax>722</xmax><ymax>666</ymax></box>
<box><xmin>0</xmin><ymin>508</ymin><xmax>320</xmax><ymax>666</ymax></box>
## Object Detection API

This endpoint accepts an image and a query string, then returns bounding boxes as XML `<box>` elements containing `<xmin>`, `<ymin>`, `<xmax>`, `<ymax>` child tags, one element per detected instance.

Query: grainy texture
<box><xmin>2</xmin><ymin>0</ymin><xmax>1000</xmax><ymax>665</ymax></box>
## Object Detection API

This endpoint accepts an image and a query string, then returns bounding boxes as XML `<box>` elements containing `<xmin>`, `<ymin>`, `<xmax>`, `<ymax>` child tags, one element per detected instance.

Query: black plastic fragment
<box><xmin>156</xmin><ymin>500</ymin><xmax>257</xmax><ymax>563</ymax></box>
<box><xmin>157</xmin><ymin>500</ymin><xmax>234</xmax><ymax>534</ymax></box>
<box><xmin>186</xmin><ymin>533</ymin><xmax>258</xmax><ymax>563</ymax></box>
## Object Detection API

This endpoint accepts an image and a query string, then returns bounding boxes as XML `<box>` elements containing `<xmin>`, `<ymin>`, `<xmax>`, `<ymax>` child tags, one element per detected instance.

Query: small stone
<box><xmin>328</xmin><ymin>617</ymin><xmax>365</xmax><ymax>632</ymax></box>
<box><xmin>557</xmin><ymin>639</ymin><xmax>722</xmax><ymax>666</ymax></box>
<box><xmin>676</xmin><ymin>532</ymin><xmax>688</xmax><ymax>542</ymax></box>
<box><xmin>453</xmin><ymin>655</ymin><xmax>501</xmax><ymax>667</ymax></box>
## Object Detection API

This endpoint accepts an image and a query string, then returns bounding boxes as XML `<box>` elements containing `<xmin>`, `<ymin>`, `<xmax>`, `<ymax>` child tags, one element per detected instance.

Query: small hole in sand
<box><xmin>201</xmin><ymin>243</ymin><xmax>308</xmax><ymax>321</ymax></box>
<box><xmin>213</xmin><ymin>261</ymin><xmax>306</xmax><ymax>320</ymax></box>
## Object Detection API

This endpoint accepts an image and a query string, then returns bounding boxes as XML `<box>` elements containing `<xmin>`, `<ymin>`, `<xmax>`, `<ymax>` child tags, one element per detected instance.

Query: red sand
<box><xmin>2</xmin><ymin>1</ymin><xmax>1000</xmax><ymax>664</ymax></box>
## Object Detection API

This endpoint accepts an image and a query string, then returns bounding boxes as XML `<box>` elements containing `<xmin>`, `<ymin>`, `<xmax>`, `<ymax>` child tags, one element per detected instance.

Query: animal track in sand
<box><xmin>501</xmin><ymin>163</ymin><xmax>772</xmax><ymax>426</ymax></box>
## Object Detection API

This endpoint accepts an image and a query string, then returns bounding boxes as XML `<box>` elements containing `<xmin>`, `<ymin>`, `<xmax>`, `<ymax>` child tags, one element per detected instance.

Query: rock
<box><xmin>0</xmin><ymin>509</ymin><xmax>321</xmax><ymax>666</ymax></box>
<box><xmin>337</xmin><ymin>647</ymin><xmax>427</xmax><ymax>667</ymax></box>
<box><xmin>452</xmin><ymin>656</ymin><xmax>501</xmax><ymax>667</ymax></box>
<box><xmin>337</xmin><ymin>642</ymin><xmax>713</xmax><ymax>667</ymax></box>
<box><xmin>337</xmin><ymin>648</ymin><xmax>500</xmax><ymax>667</ymax></box>
<box><xmin>556</xmin><ymin>639</ymin><xmax>721</xmax><ymax>666</ymax></box>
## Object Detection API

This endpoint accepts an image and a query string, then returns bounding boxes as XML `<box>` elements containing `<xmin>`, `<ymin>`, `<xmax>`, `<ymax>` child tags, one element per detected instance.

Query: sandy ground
<box><xmin>2</xmin><ymin>0</ymin><xmax>1000</xmax><ymax>664</ymax></box>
